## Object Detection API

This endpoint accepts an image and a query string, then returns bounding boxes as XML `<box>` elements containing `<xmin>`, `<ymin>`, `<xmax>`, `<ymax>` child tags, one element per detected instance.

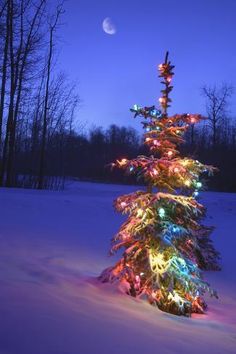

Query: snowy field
<box><xmin>0</xmin><ymin>181</ymin><xmax>236</xmax><ymax>354</ymax></box>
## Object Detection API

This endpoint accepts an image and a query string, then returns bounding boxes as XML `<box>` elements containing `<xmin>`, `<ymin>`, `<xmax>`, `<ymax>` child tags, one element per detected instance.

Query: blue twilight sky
<box><xmin>57</xmin><ymin>0</ymin><xmax>236</xmax><ymax>130</ymax></box>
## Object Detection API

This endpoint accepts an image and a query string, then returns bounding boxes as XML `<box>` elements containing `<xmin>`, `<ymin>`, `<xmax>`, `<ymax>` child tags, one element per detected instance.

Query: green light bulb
<box><xmin>196</xmin><ymin>181</ymin><xmax>202</xmax><ymax>189</ymax></box>
<box><xmin>158</xmin><ymin>207</ymin><xmax>165</xmax><ymax>218</ymax></box>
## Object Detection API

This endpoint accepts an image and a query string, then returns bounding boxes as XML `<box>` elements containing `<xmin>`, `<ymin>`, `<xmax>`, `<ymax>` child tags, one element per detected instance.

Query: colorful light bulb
<box><xmin>182</xmin><ymin>160</ymin><xmax>189</xmax><ymax>166</ymax></box>
<box><xmin>193</xmin><ymin>191</ymin><xmax>199</xmax><ymax>197</ymax></box>
<box><xmin>137</xmin><ymin>208</ymin><xmax>144</xmax><ymax>218</ymax></box>
<box><xmin>152</xmin><ymin>168</ymin><xmax>158</xmax><ymax>176</ymax></box>
<box><xmin>117</xmin><ymin>158</ymin><xmax>128</xmax><ymax>166</ymax></box>
<box><xmin>196</xmin><ymin>181</ymin><xmax>202</xmax><ymax>189</ymax></box>
<box><xmin>172</xmin><ymin>225</ymin><xmax>179</xmax><ymax>233</ymax></box>
<box><xmin>153</xmin><ymin>140</ymin><xmax>160</xmax><ymax>146</ymax></box>
<box><xmin>184</xmin><ymin>179</ymin><xmax>191</xmax><ymax>187</ymax></box>
<box><xmin>150</xmin><ymin>109</ymin><xmax>158</xmax><ymax>116</ymax></box>
<box><xmin>190</xmin><ymin>117</ymin><xmax>196</xmax><ymax>124</ymax></box>
<box><xmin>158</xmin><ymin>207</ymin><xmax>165</xmax><ymax>218</ymax></box>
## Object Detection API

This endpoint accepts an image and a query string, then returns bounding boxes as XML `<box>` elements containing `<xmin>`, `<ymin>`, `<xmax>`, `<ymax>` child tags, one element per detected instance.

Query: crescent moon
<box><xmin>102</xmin><ymin>17</ymin><xmax>116</xmax><ymax>35</ymax></box>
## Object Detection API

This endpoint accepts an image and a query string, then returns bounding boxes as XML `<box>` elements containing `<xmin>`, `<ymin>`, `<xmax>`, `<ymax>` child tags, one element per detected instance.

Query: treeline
<box><xmin>184</xmin><ymin>131</ymin><xmax>236</xmax><ymax>192</ymax></box>
<box><xmin>17</xmin><ymin>124</ymin><xmax>141</xmax><ymax>187</ymax></box>
<box><xmin>16</xmin><ymin>118</ymin><xmax>236</xmax><ymax>192</ymax></box>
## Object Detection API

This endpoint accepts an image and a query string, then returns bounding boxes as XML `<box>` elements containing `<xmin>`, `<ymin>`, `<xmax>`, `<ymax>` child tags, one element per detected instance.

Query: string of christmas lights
<box><xmin>100</xmin><ymin>52</ymin><xmax>220</xmax><ymax>316</ymax></box>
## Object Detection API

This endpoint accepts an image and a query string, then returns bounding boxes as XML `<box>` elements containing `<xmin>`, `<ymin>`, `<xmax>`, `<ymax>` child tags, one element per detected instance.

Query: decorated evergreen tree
<box><xmin>100</xmin><ymin>52</ymin><xmax>220</xmax><ymax>316</ymax></box>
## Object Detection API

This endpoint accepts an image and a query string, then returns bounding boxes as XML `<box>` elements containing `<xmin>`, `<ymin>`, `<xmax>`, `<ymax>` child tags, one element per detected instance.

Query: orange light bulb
<box><xmin>117</xmin><ymin>158</ymin><xmax>128</xmax><ymax>166</ymax></box>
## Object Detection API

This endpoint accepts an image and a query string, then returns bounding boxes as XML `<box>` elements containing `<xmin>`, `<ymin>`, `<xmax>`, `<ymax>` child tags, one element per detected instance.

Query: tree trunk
<box><xmin>6</xmin><ymin>0</ymin><xmax>46</xmax><ymax>186</ymax></box>
<box><xmin>38</xmin><ymin>28</ymin><xmax>53</xmax><ymax>189</ymax></box>
<box><xmin>1</xmin><ymin>0</ymin><xmax>15</xmax><ymax>187</ymax></box>
<box><xmin>191</xmin><ymin>124</ymin><xmax>195</xmax><ymax>146</ymax></box>
<box><xmin>0</xmin><ymin>0</ymin><xmax>9</xmax><ymax>180</ymax></box>
<box><xmin>38</xmin><ymin>5</ymin><xmax>62</xmax><ymax>189</ymax></box>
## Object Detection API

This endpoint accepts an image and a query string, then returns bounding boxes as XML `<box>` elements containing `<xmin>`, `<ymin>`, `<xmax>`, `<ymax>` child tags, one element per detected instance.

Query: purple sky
<box><xmin>58</xmin><ymin>0</ymin><xmax>236</xmax><ymax>130</ymax></box>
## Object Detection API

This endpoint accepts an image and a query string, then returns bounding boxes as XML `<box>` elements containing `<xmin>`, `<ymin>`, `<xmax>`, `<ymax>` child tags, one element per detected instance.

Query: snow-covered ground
<box><xmin>0</xmin><ymin>181</ymin><xmax>236</xmax><ymax>354</ymax></box>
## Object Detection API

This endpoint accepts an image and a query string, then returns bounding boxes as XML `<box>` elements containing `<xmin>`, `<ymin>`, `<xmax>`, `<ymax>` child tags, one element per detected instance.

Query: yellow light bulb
<box><xmin>182</xmin><ymin>160</ymin><xmax>189</xmax><ymax>166</ymax></box>
<box><xmin>184</xmin><ymin>179</ymin><xmax>191</xmax><ymax>187</ymax></box>
<box><xmin>137</xmin><ymin>208</ymin><xmax>144</xmax><ymax>218</ymax></box>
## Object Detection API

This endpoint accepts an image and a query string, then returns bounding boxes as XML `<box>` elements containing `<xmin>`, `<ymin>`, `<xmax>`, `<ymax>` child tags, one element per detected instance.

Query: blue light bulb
<box><xmin>193</xmin><ymin>190</ymin><xmax>199</xmax><ymax>197</ymax></box>
<box><xmin>150</xmin><ymin>109</ymin><xmax>157</xmax><ymax>116</ymax></box>
<box><xmin>172</xmin><ymin>226</ymin><xmax>179</xmax><ymax>233</ymax></box>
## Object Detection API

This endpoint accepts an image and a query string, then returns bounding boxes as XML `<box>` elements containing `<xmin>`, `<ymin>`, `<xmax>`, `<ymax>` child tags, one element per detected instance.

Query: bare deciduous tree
<box><xmin>0</xmin><ymin>0</ymin><xmax>9</xmax><ymax>159</ymax></box>
<box><xmin>201</xmin><ymin>84</ymin><xmax>233</xmax><ymax>147</ymax></box>
<box><xmin>0</xmin><ymin>0</ymin><xmax>46</xmax><ymax>186</ymax></box>
<box><xmin>38</xmin><ymin>2</ymin><xmax>64</xmax><ymax>189</ymax></box>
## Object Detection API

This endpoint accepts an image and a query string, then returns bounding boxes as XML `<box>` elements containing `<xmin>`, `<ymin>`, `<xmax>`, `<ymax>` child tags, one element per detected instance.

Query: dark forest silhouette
<box><xmin>15</xmin><ymin>121</ymin><xmax>236</xmax><ymax>192</ymax></box>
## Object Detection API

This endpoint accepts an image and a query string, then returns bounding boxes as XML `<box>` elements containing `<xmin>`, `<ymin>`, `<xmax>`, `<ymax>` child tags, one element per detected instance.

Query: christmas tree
<box><xmin>100</xmin><ymin>52</ymin><xmax>220</xmax><ymax>316</ymax></box>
